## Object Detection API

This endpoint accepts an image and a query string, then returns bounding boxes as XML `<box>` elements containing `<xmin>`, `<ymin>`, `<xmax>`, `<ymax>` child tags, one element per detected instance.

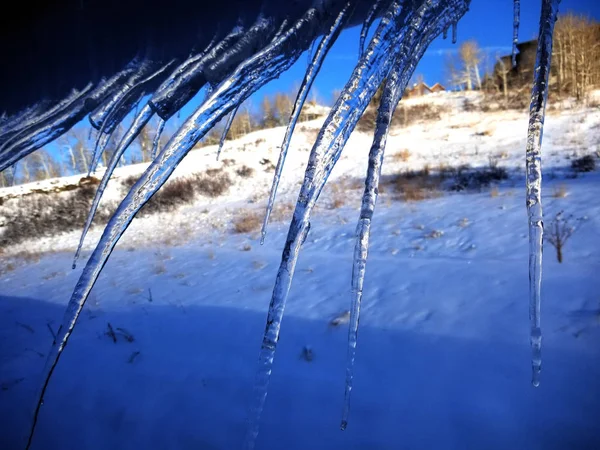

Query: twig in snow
<box><xmin>105</xmin><ymin>323</ymin><xmax>117</xmax><ymax>343</ymax></box>
<box><xmin>16</xmin><ymin>321</ymin><xmax>34</xmax><ymax>333</ymax></box>
<box><xmin>116</xmin><ymin>328</ymin><xmax>135</xmax><ymax>342</ymax></box>
<box><xmin>128</xmin><ymin>351</ymin><xmax>140</xmax><ymax>363</ymax></box>
<box><xmin>24</xmin><ymin>348</ymin><xmax>44</xmax><ymax>358</ymax></box>
<box><xmin>1</xmin><ymin>377</ymin><xmax>24</xmax><ymax>391</ymax></box>
<box><xmin>329</xmin><ymin>311</ymin><xmax>350</xmax><ymax>327</ymax></box>
<box><xmin>46</xmin><ymin>323</ymin><xmax>57</xmax><ymax>341</ymax></box>
<box><xmin>300</xmin><ymin>346</ymin><xmax>314</xmax><ymax>362</ymax></box>
<box><xmin>546</xmin><ymin>211</ymin><xmax>583</xmax><ymax>263</ymax></box>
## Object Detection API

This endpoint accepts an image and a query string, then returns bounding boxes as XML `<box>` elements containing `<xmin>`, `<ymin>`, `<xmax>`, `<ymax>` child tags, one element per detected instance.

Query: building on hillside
<box><xmin>493</xmin><ymin>39</ymin><xmax>541</xmax><ymax>91</ymax></box>
<box><xmin>406</xmin><ymin>81</ymin><xmax>431</xmax><ymax>97</ymax></box>
<box><xmin>405</xmin><ymin>81</ymin><xmax>446</xmax><ymax>98</ymax></box>
<box><xmin>429</xmin><ymin>82</ymin><xmax>446</xmax><ymax>93</ymax></box>
<box><xmin>298</xmin><ymin>102</ymin><xmax>329</xmax><ymax>121</ymax></box>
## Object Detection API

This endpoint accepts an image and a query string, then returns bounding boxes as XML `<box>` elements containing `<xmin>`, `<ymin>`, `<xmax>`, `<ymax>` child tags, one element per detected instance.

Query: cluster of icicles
<box><xmin>0</xmin><ymin>0</ymin><xmax>561</xmax><ymax>448</ymax></box>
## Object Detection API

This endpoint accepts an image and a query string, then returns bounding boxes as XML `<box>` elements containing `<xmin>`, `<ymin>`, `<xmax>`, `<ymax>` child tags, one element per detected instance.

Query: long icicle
<box><xmin>525</xmin><ymin>0</ymin><xmax>560</xmax><ymax>388</ymax></box>
<box><xmin>151</xmin><ymin>118</ymin><xmax>166</xmax><ymax>159</ymax></box>
<box><xmin>341</xmin><ymin>69</ymin><xmax>402</xmax><ymax>431</ymax></box>
<box><xmin>89</xmin><ymin>61</ymin><xmax>176</xmax><ymax>173</ymax></box>
<box><xmin>306</xmin><ymin>36</ymin><xmax>317</xmax><ymax>67</ymax></box>
<box><xmin>359</xmin><ymin>0</ymin><xmax>385</xmax><ymax>58</ymax></box>
<box><xmin>244</xmin><ymin>1</ymin><xmax>470</xmax><ymax>447</ymax></box>
<box><xmin>72</xmin><ymin>104</ymin><xmax>154</xmax><ymax>269</ymax></box>
<box><xmin>261</xmin><ymin>1</ymin><xmax>353</xmax><ymax>244</ymax></box>
<box><xmin>513</xmin><ymin>0</ymin><xmax>521</xmax><ymax>67</ymax></box>
<box><xmin>28</xmin><ymin>8</ymin><xmax>326</xmax><ymax>447</ymax></box>
<box><xmin>216</xmin><ymin>105</ymin><xmax>239</xmax><ymax>161</ymax></box>
<box><xmin>452</xmin><ymin>20</ymin><xmax>457</xmax><ymax>44</ymax></box>
<box><xmin>0</xmin><ymin>85</ymin><xmax>95</xmax><ymax>173</ymax></box>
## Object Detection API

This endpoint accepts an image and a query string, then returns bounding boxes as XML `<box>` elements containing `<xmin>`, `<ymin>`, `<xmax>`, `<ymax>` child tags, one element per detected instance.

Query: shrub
<box><xmin>571</xmin><ymin>155</ymin><xmax>596</xmax><ymax>173</ymax></box>
<box><xmin>233</xmin><ymin>211</ymin><xmax>262</xmax><ymax>234</ymax></box>
<box><xmin>196</xmin><ymin>171</ymin><xmax>233</xmax><ymax>197</ymax></box>
<box><xmin>121</xmin><ymin>170</ymin><xmax>232</xmax><ymax>216</ymax></box>
<box><xmin>546</xmin><ymin>211</ymin><xmax>581</xmax><ymax>263</ymax></box>
<box><xmin>357</xmin><ymin>103</ymin><xmax>448</xmax><ymax>132</ymax></box>
<box><xmin>384</xmin><ymin>163</ymin><xmax>509</xmax><ymax>202</ymax></box>
<box><xmin>236</xmin><ymin>165</ymin><xmax>255</xmax><ymax>178</ymax></box>
<box><xmin>0</xmin><ymin>186</ymin><xmax>113</xmax><ymax>246</ymax></box>
<box><xmin>391</xmin><ymin>167</ymin><xmax>442</xmax><ymax>201</ymax></box>
<box><xmin>446</xmin><ymin>165</ymin><xmax>508</xmax><ymax>191</ymax></box>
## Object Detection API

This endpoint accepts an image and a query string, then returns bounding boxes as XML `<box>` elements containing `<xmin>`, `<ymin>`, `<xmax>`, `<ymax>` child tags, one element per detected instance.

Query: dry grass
<box><xmin>391</xmin><ymin>167</ymin><xmax>442</xmax><ymax>201</ymax></box>
<box><xmin>270</xmin><ymin>202</ymin><xmax>294</xmax><ymax>223</ymax></box>
<box><xmin>474</xmin><ymin>126</ymin><xmax>496</xmax><ymax>137</ymax></box>
<box><xmin>152</xmin><ymin>262</ymin><xmax>167</xmax><ymax>275</ymax></box>
<box><xmin>120</xmin><ymin>170</ymin><xmax>233</xmax><ymax>218</ymax></box>
<box><xmin>233</xmin><ymin>211</ymin><xmax>262</xmax><ymax>234</ymax></box>
<box><xmin>392</xmin><ymin>149</ymin><xmax>411</xmax><ymax>162</ymax></box>
<box><xmin>0</xmin><ymin>185</ymin><xmax>114</xmax><ymax>247</ymax></box>
<box><xmin>330</xmin><ymin>197</ymin><xmax>345</xmax><ymax>209</ymax></box>
<box><xmin>490</xmin><ymin>187</ymin><xmax>500</xmax><ymax>197</ymax></box>
<box><xmin>381</xmin><ymin>163</ymin><xmax>509</xmax><ymax>203</ymax></box>
<box><xmin>552</xmin><ymin>184</ymin><xmax>569</xmax><ymax>198</ymax></box>
<box><xmin>357</xmin><ymin>102</ymin><xmax>449</xmax><ymax>132</ymax></box>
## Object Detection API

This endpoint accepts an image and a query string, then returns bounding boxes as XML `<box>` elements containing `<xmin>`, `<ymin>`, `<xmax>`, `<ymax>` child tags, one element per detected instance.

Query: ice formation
<box><xmin>0</xmin><ymin>0</ymin><xmax>562</xmax><ymax>447</ymax></box>
<box><xmin>524</xmin><ymin>0</ymin><xmax>560</xmax><ymax>388</ymax></box>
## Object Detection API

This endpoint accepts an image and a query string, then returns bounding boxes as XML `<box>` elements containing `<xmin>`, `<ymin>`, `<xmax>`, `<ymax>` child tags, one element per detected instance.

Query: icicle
<box><xmin>88</xmin><ymin>61</ymin><xmax>147</xmax><ymax>130</ymax></box>
<box><xmin>359</xmin><ymin>0</ymin><xmax>385</xmax><ymax>58</ymax></box>
<box><xmin>0</xmin><ymin>57</ymin><xmax>153</xmax><ymax>171</ymax></box>
<box><xmin>149</xmin><ymin>25</ymin><xmax>246</xmax><ymax>119</ymax></box>
<box><xmin>72</xmin><ymin>104</ymin><xmax>154</xmax><ymax>269</ymax></box>
<box><xmin>29</xmin><ymin>8</ymin><xmax>328</xmax><ymax>446</ymax></box>
<box><xmin>245</xmin><ymin>1</ymin><xmax>469</xmax><ymax>446</ymax></box>
<box><xmin>1</xmin><ymin>89</ymin><xmax>81</xmax><ymax>144</ymax></box>
<box><xmin>10</xmin><ymin>163</ymin><xmax>18</xmax><ymax>185</ymax></box>
<box><xmin>307</xmin><ymin>37</ymin><xmax>317</xmax><ymax>67</ymax></box>
<box><xmin>151</xmin><ymin>118</ymin><xmax>166</xmax><ymax>160</ymax></box>
<box><xmin>88</xmin><ymin>61</ymin><xmax>175</xmax><ymax>172</ymax></box>
<box><xmin>203</xmin><ymin>15</ymin><xmax>278</xmax><ymax>85</ymax></box>
<box><xmin>0</xmin><ymin>84</ymin><xmax>95</xmax><ymax>172</ymax></box>
<box><xmin>0</xmin><ymin>103</ymin><xmax>45</xmax><ymax>139</ymax></box>
<box><xmin>89</xmin><ymin>132</ymin><xmax>112</xmax><ymax>174</ymax></box>
<box><xmin>443</xmin><ymin>24</ymin><xmax>449</xmax><ymax>40</ymax></box>
<box><xmin>216</xmin><ymin>106</ymin><xmax>239</xmax><ymax>161</ymax></box>
<box><xmin>452</xmin><ymin>21</ymin><xmax>457</xmax><ymax>44</ymax></box>
<box><xmin>261</xmin><ymin>1</ymin><xmax>353</xmax><ymax>244</ymax></box>
<box><xmin>512</xmin><ymin>0</ymin><xmax>521</xmax><ymax>67</ymax></box>
<box><xmin>340</xmin><ymin>64</ymin><xmax>405</xmax><ymax>431</ymax></box>
<box><xmin>525</xmin><ymin>0</ymin><xmax>559</xmax><ymax>388</ymax></box>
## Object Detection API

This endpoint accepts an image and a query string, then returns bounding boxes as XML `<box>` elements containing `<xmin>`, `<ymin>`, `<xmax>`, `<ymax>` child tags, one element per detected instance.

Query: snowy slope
<box><xmin>1</xmin><ymin>92</ymin><xmax>599</xmax><ymax>449</ymax></box>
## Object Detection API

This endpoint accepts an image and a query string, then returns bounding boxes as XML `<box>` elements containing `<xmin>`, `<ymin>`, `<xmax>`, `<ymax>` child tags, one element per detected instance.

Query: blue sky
<box><xmin>244</xmin><ymin>0</ymin><xmax>600</xmax><ymax>106</ymax></box>
<box><xmin>173</xmin><ymin>0</ymin><xmax>600</xmax><ymax>123</ymax></box>
<box><xmin>62</xmin><ymin>0</ymin><xmax>600</xmax><ymax>166</ymax></box>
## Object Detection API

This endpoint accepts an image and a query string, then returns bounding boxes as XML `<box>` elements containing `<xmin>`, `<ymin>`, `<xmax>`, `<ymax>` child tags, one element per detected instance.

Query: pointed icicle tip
<box><xmin>451</xmin><ymin>21</ymin><xmax>457</xmax><ymax>44</ymax></box>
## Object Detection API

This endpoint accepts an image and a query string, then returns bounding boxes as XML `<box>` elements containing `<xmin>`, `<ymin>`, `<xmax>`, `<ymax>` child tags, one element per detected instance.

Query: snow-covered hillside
<box><xmin>1</xmin><ymin>92</ymin><xmax>599</xmax><ymax>449</ymax></box>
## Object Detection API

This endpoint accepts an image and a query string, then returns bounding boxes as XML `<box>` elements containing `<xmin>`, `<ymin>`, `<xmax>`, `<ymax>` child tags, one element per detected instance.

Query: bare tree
<box><xmin>553</xmin><ymin>13</ymin><xmax>600</xmax><ymax>100</ymax></box>
<box><xmin>444</xmin><ymin>54</ymin><xmax>464</xmax><ymax>91</ymax></box>
<box><xmin>546</xmin><ymin>211</ymin><xmax>581</xmax><ymax>263</ymax></box>
<box><xmin>495</xmin><ymin>55</ymin><xmax>511</xmax><ymax>106</ymax></box>
<box><xmin>459</xmin><ymin>40</ymin><xmax>483</xmax><ymax>90</ymax></box>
